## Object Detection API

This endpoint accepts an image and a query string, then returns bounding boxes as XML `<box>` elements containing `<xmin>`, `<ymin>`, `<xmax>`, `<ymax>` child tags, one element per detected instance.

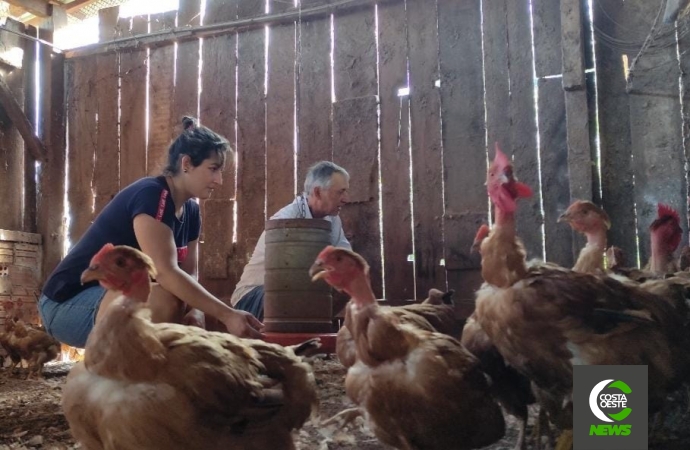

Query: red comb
<box><xmin>657</xmin><ymin>203</ymin><xmax>680</xmax><ymax>223</ymax></box>
<box><xmin>92</xmin><ymin>243</ymin><xmax>115</xmax><ymax>263</ymax></box>
<box><xmin>493</xmin><ymin>142</ymin><xmax>510</xmax><ymax>167</ymax></box>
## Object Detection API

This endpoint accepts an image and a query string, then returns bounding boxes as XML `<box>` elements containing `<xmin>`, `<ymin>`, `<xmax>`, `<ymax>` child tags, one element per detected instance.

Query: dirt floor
<box><xmin>1</xmin><ymin>357</ymin><xmax>689</xmax><ymax>449</ymax></box>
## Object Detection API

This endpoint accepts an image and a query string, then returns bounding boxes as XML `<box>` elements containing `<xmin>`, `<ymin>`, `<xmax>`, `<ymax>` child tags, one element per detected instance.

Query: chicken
<box><xmin>558</xmin><ymin>200</ymin><xmax>611</xmax><ymax>274</ymax></box>
<box><xmin>461</xmin><ymin>313</ymin><xmax>536</xmax><ymax>450</ymax></box>
<box><xmin>310</xmin><ymin>246</ymin><xmax>505</xmax><ymax>450</ymax></box>
<box><xmin>0</xmin><ymin>316</ymin><xmax>60</xmax><ymax>378</ymax></box>
<box><xmin>62</xmin><ymin>244</ymin><xmax>318</xmax><ymax>450</ymax></box>
<box><xmin>474</xmin><ymin>146</ymin><xmax>690</xmax><ymax>447</ymax></box>
<box><xmin>646</xmin><ymin>203</ymin><xmax>682</xmax><ymax>275</ymax></box>
<box><xmin>479</xmin><ymin>144</ymin><xmax>533</xmax><ymax>288</ymax></box>
<box><xmin>464</xmin><ymin>225</ymin><xmax>541</xmax><ymax>450</ymax></box>
<box><xmin>336</xmin><ymin>288</ymin><xmax>460</xmax><ymax>368</ymax></box>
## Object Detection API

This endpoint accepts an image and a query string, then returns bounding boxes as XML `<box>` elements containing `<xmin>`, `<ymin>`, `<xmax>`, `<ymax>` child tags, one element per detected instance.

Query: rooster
<box><xmin>336</xmin><ymin>288</ymin><xmax>459</xmax><ymax>368</ymax></box>
<box><xmin>62</xmin><ymin>244</ymin><xmax>318</xmax><ymax>450</ymax></box>
<box><xmin>311</xmin><ymin>246</ymin><xmax>505</xmax><ymax>450</ymax></box>
<box><xmin>474</xmin><ymin>145</ymin><xmax>690</xmax><ymax>448</ymax></box>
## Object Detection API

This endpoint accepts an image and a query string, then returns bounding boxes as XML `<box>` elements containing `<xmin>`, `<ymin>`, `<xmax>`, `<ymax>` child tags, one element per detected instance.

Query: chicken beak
<box><xmin>81</xmin><ymin>265</ymin><xmax>104</xmax><ymax>284</ymax></box>
<box><xmin>308</xmin><ymin>261</ymin><xmax>327</xmax><ymax>282</ymax></box>
<box><xmin>557</xmin><ymin>212</ymin><xmax>570</xmax><ymax>223</ymax></box>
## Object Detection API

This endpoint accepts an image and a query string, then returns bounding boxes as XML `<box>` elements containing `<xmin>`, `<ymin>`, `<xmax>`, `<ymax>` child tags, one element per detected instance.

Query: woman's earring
<box><xmin>183</xmin><ymin>168</ymin><xmax>188</xmax><ymax>173</ymax></box>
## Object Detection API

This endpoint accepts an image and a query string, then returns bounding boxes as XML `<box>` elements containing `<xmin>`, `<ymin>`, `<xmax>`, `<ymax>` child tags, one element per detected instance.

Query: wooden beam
<box><xmin>65</xmin><ymin>0</ymin><xmax>100</xmax><ymax>14</ymax></box>
<box><xmin>0</xmin><ymin>76</ymin><xmax>47</xmax><ymax>161</ymax></box>
<box><xmin>65</xmin><ymin>0</ymin><xmax>402</xmax><ymax>59</ymax></box>
<box><xmin>4</xmin><ymin>0</ymin><xmax>50</xmax><ymax>18</ymax></box>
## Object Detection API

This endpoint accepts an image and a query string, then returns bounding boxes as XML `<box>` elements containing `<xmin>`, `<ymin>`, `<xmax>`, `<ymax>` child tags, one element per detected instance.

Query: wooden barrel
<box><xmin>263</xmin><ymin>219</ymin><xmax>334</xmax><ymax>333</ymax></box>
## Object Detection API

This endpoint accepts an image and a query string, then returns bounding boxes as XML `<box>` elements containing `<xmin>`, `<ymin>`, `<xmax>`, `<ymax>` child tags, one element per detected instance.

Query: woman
<box><xmin>39</xmin><ymin>117</ymin><xmax>263</xmax><ymax>348</ymax></box>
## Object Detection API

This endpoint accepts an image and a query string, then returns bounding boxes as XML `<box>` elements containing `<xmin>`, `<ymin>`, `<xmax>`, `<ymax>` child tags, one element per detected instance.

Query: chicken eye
<box><xmin>115</xmin><ymin>257</ymin><xmax>127</xmax><ymax>268</ymax></box>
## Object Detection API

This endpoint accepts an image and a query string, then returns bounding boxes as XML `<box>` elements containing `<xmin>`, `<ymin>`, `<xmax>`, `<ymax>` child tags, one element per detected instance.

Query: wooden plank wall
<box><xmin>51</xmin><ymin>0</ymin><xmax>690</xmax><ymax>314</ymax></box>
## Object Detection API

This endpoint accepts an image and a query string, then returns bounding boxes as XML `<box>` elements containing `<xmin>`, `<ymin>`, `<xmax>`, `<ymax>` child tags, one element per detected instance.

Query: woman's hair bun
<box><xmin>182</xmin><ymin>116</ymin><xmax>198</xmax><ymax>131</ymax></box>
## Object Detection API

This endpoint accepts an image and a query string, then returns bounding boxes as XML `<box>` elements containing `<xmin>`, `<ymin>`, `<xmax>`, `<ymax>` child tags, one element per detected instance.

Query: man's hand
<box><xmin>182</xmin><ymin>308</ymin><xmax>206</xmax><ymax>329</ymax></box>
<box><xmin>222</xmin><ymin>309</ymin><xmax>264</xmax><ymax>339</ymax></box>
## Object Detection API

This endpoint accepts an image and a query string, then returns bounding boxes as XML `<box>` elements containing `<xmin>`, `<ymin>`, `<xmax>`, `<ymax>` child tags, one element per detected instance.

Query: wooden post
<box><xmin>23</xmin><ymin>26</ymin><xmax>38</xmax><ymax>233</ymax></box>
<box><xmin>36</xmin><ymin>23</ymin><xmax>67</xmax><ymax>279</ymax></box>
<box><xmin>561</xmin><ymin>0</ymin><xmax>593</xmax><ymax>256</ymax></box>
<box><xmin>0</xmin><ymin>20</ymin><xmax>26</xmax><ymax>231</ymax></box>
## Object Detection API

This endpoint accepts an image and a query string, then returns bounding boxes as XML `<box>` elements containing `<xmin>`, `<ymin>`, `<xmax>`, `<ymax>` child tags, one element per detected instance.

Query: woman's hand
<box><xmin>222</xmin><ymin>309</ymin><xmax>264</xmax><ymax>338</ymax></box>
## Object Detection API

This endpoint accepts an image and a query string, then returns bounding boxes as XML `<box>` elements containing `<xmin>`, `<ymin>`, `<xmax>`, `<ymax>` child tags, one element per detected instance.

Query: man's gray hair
<box><xmin>303</xmin><ymin>161</ymin><xmax>349</xmax><ymax>196</ymax></box>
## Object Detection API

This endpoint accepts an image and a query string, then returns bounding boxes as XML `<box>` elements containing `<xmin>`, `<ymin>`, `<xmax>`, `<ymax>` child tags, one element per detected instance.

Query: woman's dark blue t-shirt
<box><xmin>42</xmin><ymin>176</ymin><xmax>201</xmax><ymax>302</ymax></box>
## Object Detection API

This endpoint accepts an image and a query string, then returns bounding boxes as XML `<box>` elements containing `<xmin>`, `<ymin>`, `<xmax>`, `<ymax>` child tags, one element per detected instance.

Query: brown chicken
<box><xmin>474</xmin><ymin>146</ymin><xmax>690</xmax><ymax>448</ymax></box>
<box><xmin>336</xmin><ymin>288</ymin><xmax>459</xmax><ymax>368</ymax></box>
<box><xmin>558</xmin><ymin>200</ymin><xmax>611</xmax><ymax>274</ymax></box>
<box><xmin>465</xmin><ymin>224</ymin><xmax>541</xmax><ymax>450</ymax></box>
<box><xmin>310</xmin><ymin>246</ymin><xmax>505</xmax><ymax>450</ymax></box>
<box><xmin>0</xmin><ymin>317</ymin><xmax>60</xmax><ymax>378</ymax></box>
<box><xmin>62</xmin><ymin>244</ymin><xmax>318</xmax><ymax>450</ymax></box>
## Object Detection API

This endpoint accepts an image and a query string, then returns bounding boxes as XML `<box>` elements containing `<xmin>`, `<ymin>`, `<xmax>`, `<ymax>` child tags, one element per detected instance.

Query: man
<box><xmin>231</xmin><ymin>161</ymin><xmax>351</xmax><ymax>319</ymax></box>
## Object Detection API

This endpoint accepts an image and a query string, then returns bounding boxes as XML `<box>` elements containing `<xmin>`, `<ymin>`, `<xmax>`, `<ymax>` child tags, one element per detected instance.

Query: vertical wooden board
<box><xmin>628</xmin><ymin>1</ymin><xmax>685</xmax><ymax>263</ymax></box>
<box><xmin>23</xmin><ymin>27</ymin><xmax>37</xmax><ymax>233</ymax></box>
<box><xmin>538</xmin><ymin>78</ymin><xmax>573</xmax><ymax>267</ymax></box>
<box><xmin>507</xmin><ymin>0</ymin><xmax>543</xmax><ymax>259</ymax></box>
<box><xmin>119</xmin><ymin>16</ymin><xmax>148</xmax><ymax>189</ymax></box>
<box><xmin>199</xmin><ymin>0</ymin><xmax>237</xmax><ymax>280</ymax></box>
<box><xmin>266</xmin><ymin>0</ymin><xmax>296</xmax><ymax>217</ymax></box>
<box><xmin>482</xmin><ymin>0</ymin><xmax>511</xmax><ymax>151</ymax></box>
<box><xmin>200</xmin><ymin>0</ymin><xmax>237</xmax><ymax>199</ymax></box>
<box><xmin>378</xmin><ymin>0</ymin><xmax>413</xmax><ymax>300</ymax></box>
<box><xmin>173</xmin><ymin>0</ymin><xmax>201</xmax><ymax>133</ymax></box>
<box><xmin>407</xmin><ymin>0</ymin><xmax>445</xmax><ymax>297</ymax></box>
<box><xmin>333</xmin><ymin>5</ymin><xmax>377</xmax><ymax>100</ymax></box>
<box><xmin>147</xmin><ymin>11</ymin><xmax>176</xmax><ymax>175</ymax></box>
<box><xmin>66</xmin><ymin>58</ymin><xmax>97</xmax><ymax>245</ymax></box>
<box><xmin>532</xmin><ymin>0</ymin><xmax>563</xmax><ymax>77</ymax></box>
<box><xmin>94</xmin><ymin>53</ymin><xmax>120</xmax><ymax>214</ymax></box>
<box><xmin>200</xmin><ymin>199</ymin><xmax>235</xmax><ymax>279</ymax></box>
<box><xmin>99</xmin><ymin>6</ymin><xmax>120</xmax><ymax>42</ymax></box>
<box><xmin>94</xmin><ymin>7</ymin><xmax>121</xmax><ymax>216</ymax></box>
<box><xmin>0</xmin><ymin>21</ymin><xmax>24</xmax><ymax>231</ymax></box>
<box><xmin>297</xmin><ymin>0</ymin><xmax>333</xmax><ymax>185</ymax></box>
<box><xmin>333</xmin><ymin>97</ymin><xmax>382</xmax><ymax>298</ymax></box>
<box><xmin>235</xmin><ymin>1</ymin><xmax>266</xmax><ymax>263</ymax></box>
<box><xmin>586</xmin><ymin>72</ymin><xmax>601</xmax><ymax>204</ymax></box>
<box><xmin>333</xmin><ymin>4</ymin><xmax>380</xmax><ymax>297</ymax></box>
<box><xmin>561</xmin><ymin>0</ymin><xmax>593</xmax><ymax>256</ymax></box>
<box><xmin>37</xmin><ymin>37</ymin><xmax>66</xmax><ymax>279</ymax></box>
<box><xmin>592</xmin><ymin>0</ymin><xmax>639</xmax><ymax>263</ymax></box>
<box><xmin>681</xmin><ymin>19</ymin><xmax>690</xmax><ymax>238</ymax></box>
<box><xmin>438</xmin><ymin>0</ymin><xmax>486</xmax><ymax>305</ymax></box>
